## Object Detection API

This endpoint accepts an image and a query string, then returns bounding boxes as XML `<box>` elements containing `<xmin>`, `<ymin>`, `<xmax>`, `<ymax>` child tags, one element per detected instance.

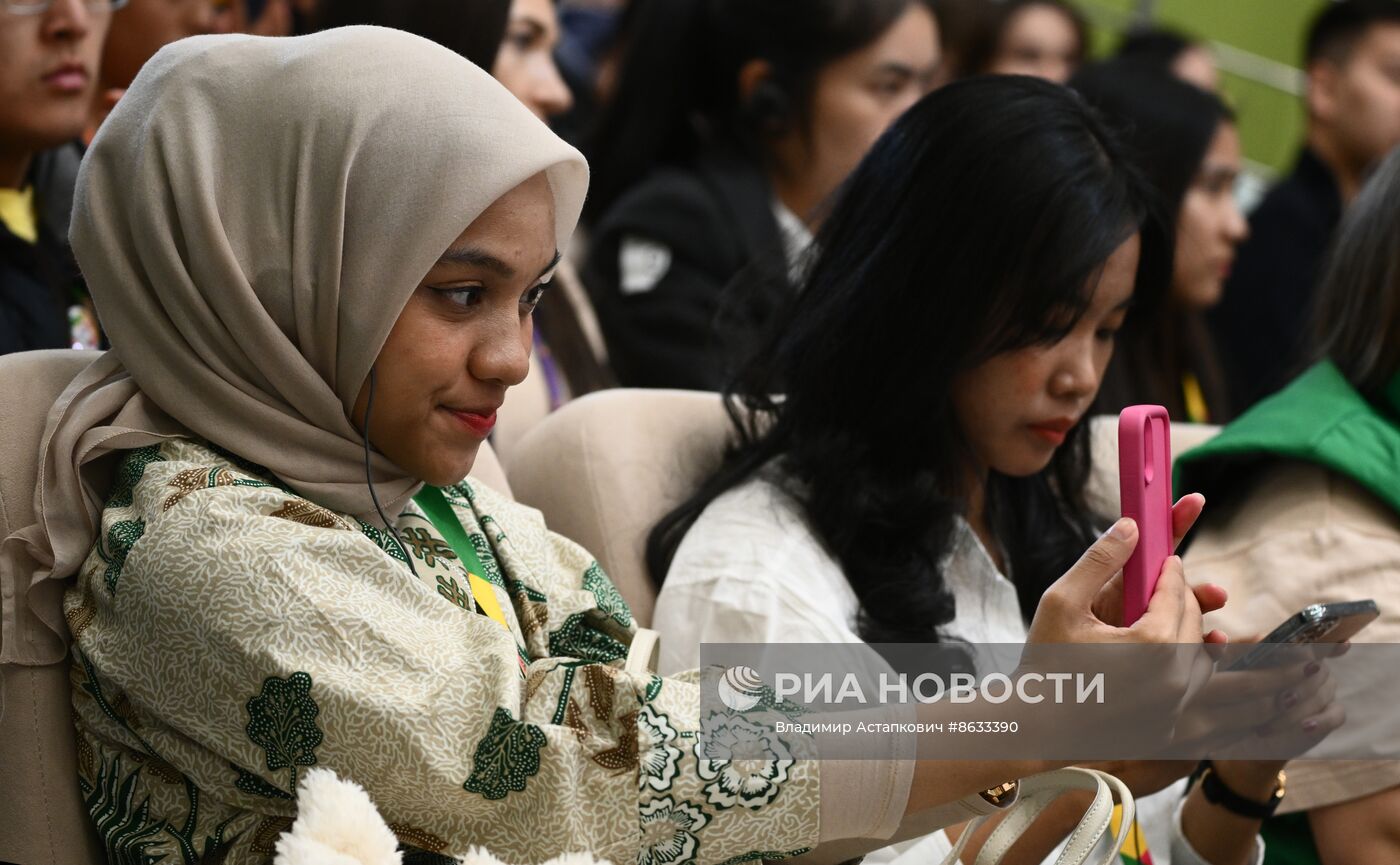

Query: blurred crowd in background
<box><xmin>4</xmin><ymin>0</ymin><xmax>1400</xmax><ymax>439</ymax></box>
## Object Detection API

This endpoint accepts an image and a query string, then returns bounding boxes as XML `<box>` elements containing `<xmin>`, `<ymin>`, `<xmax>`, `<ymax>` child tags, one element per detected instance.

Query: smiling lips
<box><xmin>42</xmin><ymin>62</ymin><xmax>89</xmax><ymax>93</ymax></box>
<box><xmin>443</xmin><ymin>407</ymin><xmax>498</xmax><ymax>438</ymax></box>
<box><xmin>1028</xmin><ymin>417</ymin><xmax>1075</xmax><ymax>446</ymax></box>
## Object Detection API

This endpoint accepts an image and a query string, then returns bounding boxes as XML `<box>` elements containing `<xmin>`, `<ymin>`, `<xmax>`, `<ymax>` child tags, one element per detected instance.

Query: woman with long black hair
<box><xmin>583</xmin><ymin>0</ymin><xmax>940</xmax><ymax>390</ymax></box>
<box><xmin>1074</xmin><ymin>60</ymin><xmax>1249</xmax><ymax>423</ymax></box>
<box><xmin>650</xmin><ymin>76</ymin><xmax>1339</xmax><ymax>865</ymax></box>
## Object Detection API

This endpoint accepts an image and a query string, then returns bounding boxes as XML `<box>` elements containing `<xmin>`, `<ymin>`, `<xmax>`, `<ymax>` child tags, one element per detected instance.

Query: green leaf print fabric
<box><xmin>64</xmin><ymin>439</ymin><xmax>820</xmax><ymax>865</ymax></box>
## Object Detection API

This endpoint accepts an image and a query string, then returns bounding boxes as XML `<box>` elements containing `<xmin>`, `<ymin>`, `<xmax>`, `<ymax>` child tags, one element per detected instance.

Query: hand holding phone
<box><xmin>1119</xmin><ymin>405</ymin><xmax>1172</xmax><ymax>626</ymax></box>
<box><xmin>1226</xmin><ymin>600</ymin><xmax>1379</xmax><ymax>670</ymax></box>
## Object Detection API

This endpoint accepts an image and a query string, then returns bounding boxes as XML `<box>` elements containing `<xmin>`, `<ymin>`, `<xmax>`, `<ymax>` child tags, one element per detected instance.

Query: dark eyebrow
<box><xmin>436</xmin><ymin>247</ymin><xmax>561</xmax><ymax>281</ymax></box>
<box><xmin>872</xmin><ymin>62</ymin><xmax>918</xmax><ymax>79</ymax></box>
<box><xmin>511</xmin><ymin>16</ymin><xmax>547</xmax><ymax>38</ymax></box>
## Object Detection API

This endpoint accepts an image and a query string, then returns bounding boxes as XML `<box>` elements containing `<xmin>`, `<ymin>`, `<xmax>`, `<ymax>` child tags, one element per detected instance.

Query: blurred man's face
<box><xmin>0</xmin><ymin>0</ymin><xmax>111</xmax><ymax>175</ymax></box>
<box><xmin>101</xmin><ymin>0</ymin><xmax>215</xmax><ymax>90</ymax></box>
<box><xmin>1313</xmin><ymin>23</ymin><xmax>1400</xmax><ymax>171</ymax></box>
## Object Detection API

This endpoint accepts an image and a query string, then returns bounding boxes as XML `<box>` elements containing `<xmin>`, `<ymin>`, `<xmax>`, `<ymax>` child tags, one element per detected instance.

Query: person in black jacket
<box><xmin>1</xmin><ymin>0</ymin><xmax>113</xmax><ymax>355</ymax></box>
<box><xmin>1210</xmin><ymin>0</ymin><xmax>1400</xmax><ymax>410</ymax></box>
<box><xmin>583</xmin><ymin>0</ymin><xmax>939</xmax><ymax>390</ymax></box>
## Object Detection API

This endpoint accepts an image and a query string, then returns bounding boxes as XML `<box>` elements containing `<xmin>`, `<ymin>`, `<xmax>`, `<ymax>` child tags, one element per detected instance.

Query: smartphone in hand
<box><xmin>1226</xmin><ymin>600</ymin><xmax>1380</xmax><ymax>670</ymax></box>
<box><xmin>1119</xmin><ymin>405</ymin><xmax>1172</xmax><ymax>626</ymax></box>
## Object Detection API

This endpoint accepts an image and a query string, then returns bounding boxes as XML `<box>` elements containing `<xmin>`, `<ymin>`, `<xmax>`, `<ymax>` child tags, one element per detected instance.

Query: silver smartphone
<box><xmin>1225</xmin><ymin>600</ymin><xmax>1379</xmax><ymax>671</ymax></box>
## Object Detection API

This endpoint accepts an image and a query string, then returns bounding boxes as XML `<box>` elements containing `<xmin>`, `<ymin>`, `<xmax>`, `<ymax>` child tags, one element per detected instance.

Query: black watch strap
<box><xmin>1197</xmin><ymin>761</ymin><xmax>1285</xmax><ymax>819</ymax></box>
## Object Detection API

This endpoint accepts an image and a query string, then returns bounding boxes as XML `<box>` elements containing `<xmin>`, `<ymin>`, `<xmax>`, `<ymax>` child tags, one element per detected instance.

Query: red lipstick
<box><xmin>1028</xmin><ymin>417</ymin><xmax>1075</xmax><ymax>446</ymax></box>
<box><xmin>444</xmin><ymin>408</ymin><xmax>497</xmax><ymax>438</ymax></box>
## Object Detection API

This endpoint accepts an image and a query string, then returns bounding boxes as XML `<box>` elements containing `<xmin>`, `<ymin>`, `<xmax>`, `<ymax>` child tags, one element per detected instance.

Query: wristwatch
<box><xmin>980</xmin><ymin>780</ymin><xmax>1019</xmax><ymax>806</ymax></box>
<box><xmin>1196</xmin><ymin>760</ymin><xmax>1286</xmax><ymax>819</ymax></box>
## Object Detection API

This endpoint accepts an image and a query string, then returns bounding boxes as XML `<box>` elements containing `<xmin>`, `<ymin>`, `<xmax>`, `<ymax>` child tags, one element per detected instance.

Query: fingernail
<box><xmin>1108</xmin><ymin>518</ymin><xmax>1135</xmax><ymax>540</ymax></box>
<box><xmin>1282</xmin><ymin>691</ymin><xmax>1298</xmax><ymax>709</ymax></box>
<box><xmin>1303</xmin><ymin>719</ymin><xmax>1319</xmax><ymax>733</ymax></box>
<box><xmin>1305</xmin><ymin>662</ymin><xmax>1320</xmax><ymax>677</ymax></box>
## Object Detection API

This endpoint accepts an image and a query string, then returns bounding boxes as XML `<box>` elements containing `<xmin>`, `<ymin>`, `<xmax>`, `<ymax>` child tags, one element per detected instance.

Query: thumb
<box><xmin>1054</xmin><ymin>518</ymin><xmax>1139</xmax><ymax>608</ymax></box>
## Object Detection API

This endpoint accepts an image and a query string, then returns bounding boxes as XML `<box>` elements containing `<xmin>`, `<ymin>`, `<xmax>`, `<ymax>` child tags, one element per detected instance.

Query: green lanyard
<box><xmin>412</xmin><ymin>486</ymin><xmax>511</xmax><ymax>633</ymax></box>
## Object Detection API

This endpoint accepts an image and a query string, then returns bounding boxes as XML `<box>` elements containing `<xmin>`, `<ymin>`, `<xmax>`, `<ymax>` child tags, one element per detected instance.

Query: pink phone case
<box><xmin>1119</xmin><ymin>405</ymin><xmax>1172</xmax><ymax>626</ymax></box>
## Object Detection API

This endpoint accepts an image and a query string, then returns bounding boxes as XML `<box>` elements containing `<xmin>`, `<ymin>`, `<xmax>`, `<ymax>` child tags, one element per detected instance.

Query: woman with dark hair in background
<box><xmin>583</xmin><ymin>0</ymin><xmax>940</xmax><ymax>390</ymax></box>
<box><xmin>649</xmin><ymin>76</ymin><xmax>1337</xmax><ymax>865</ymax></box>
<box><xmin>1115</xmin><ymin>26</ymin><xmax>1220</xmax><ymax>92</ymax></box>
<box><xmin>1181</xmin><ymin>145</ymin><xmax>1400</xmax><ymax>865</ymax></box>
<box><xmin>318</xmin><ymin>0</ymin><xmax>616</xmax><ymax>456</ymax></box>
<box><xmin>490</xmin><ymin>0</ymin><xmax>574</xmax><ymax>121</ymax></box>
<box><xmin>960</xmin><ymin>0</ymin><xmax>1086</xmax><ymax>83</ymax></box>
<box><xmin>1074</xmin><ymin>60</ymin><xmax>1248</xmax><ymax>423</ymax></box>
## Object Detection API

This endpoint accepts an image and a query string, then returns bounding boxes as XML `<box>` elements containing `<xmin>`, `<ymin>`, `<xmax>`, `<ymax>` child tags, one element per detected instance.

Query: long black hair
<box><xmin>1072</xmin><ymin>59</ymin><xmax>1236</xmax><ymax>421</ymax></box>
<box><xmin>648</xmin><ymin>76</ymin><xmax>1169</xmax><ymax>641</ymax></box>
<box><xmin>583</xmin><ymin>0</ymin><xmax>917</xmax><ymax>223</ymax></box>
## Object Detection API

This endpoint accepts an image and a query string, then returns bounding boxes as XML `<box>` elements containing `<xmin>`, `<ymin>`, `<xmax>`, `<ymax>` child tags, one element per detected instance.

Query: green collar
<box><xmin>1175</xmin><ymin>361</ymin><xmax>1400</xmax><ymax>517</ymax></box>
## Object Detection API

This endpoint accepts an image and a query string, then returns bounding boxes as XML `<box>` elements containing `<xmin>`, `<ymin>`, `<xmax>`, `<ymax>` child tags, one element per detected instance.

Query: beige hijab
<box><xmin>0</xmin><ymin>26</ymin><xmax>588</xmax><ymax>666</ymax></box>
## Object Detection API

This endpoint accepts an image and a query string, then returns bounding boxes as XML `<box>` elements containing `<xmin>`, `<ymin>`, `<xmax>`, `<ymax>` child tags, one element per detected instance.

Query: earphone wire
<box><xmin>363</xmin><ymin>367</ymin><xmax>418</xmax><ymax>577</ymax></box>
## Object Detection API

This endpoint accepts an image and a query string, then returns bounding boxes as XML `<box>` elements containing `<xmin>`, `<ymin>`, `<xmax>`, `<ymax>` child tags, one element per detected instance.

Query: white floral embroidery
<box><xmin>693</xmin><ymin>714</ymin><xmax>791</xmax><ymax>810</ymax></box>
<box><xmin>639</xmin><ymin>705</ymin><xmax>682</xmax><ymax>793</ymax></box>
<box><xmin>637</xmin><ymin>797</ymin><xmax>710</xmax><ymax>865</ymax></box>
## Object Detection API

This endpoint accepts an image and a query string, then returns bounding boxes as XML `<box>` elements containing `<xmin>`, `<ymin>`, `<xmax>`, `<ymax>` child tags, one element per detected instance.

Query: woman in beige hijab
<box><xmin>0</xmin><ymin>26</ymin><xmax>1215</xmax><ymax>865</ymax></box>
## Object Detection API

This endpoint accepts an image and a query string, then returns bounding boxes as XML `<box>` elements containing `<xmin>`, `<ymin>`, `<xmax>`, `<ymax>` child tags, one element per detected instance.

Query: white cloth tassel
<box><xmin>275</xmin><ymin>769</ymin><xmax>615</xmax><ymax>865</ymax></box>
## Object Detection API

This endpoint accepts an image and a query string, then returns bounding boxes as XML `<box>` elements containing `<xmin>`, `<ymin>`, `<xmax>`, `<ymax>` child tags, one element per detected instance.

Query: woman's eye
<box><xmin>1096</xmin><ymin>326</ymin><xmax>1121</xmax><ymax>343</ymax></box>
<box><xmin>873</xmin><ymin>77</ymin><xmax>906</xmax><ymax>96</ymax></box>
<box><xmin>507</xmin><ymin>28</ymin><xmax>539</xmax><ymax>52</ymax></box>
<box><xmin>434</xmin><ymin>286</ymin><xmax>484</xmax><ymax>308</ymax></box>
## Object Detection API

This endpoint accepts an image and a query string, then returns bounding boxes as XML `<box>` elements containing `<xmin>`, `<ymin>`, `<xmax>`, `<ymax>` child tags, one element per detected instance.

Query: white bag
<box><xmin>939</xmin><ymin>768</ymin><xmax>1135</xmax><ymax>865</ymax></box>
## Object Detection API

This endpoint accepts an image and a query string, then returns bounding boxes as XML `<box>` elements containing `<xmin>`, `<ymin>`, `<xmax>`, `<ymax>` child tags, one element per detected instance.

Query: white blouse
<box><xmin>654</xmin><ymin>473</ymin><xmax>1263</xmax><ymax>865</ymax></box>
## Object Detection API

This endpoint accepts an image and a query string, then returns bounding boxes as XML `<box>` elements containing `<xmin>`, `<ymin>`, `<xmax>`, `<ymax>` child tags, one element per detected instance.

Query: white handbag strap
<box><xmin>625</xmin><ymin>627</ymin><xmax>661</xmax><ymax>675</ymax></box>
<box><xmin>937</xmin><ymin>768</ymin><xmax>1134</xmax><ymax>865</ymax></box>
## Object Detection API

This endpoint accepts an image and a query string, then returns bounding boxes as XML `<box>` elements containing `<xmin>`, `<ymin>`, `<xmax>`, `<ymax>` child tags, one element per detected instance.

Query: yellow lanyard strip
<box><xmin>412</xmin><ymin>486</ymin><xmax>511</xmax><ymax>632</ymax></box>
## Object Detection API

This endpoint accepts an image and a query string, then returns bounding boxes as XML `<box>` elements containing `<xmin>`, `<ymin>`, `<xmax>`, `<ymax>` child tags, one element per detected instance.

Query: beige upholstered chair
<box><xmin>1</xmin><ymin>350</ymin><xmax>106</xmax><ymax>865</ymax></box>
<box><xmin>505</xmin><ymin>393</ymin><xmax>1223</xmax><ymax>631</ymax></box>
<box><xmin>505</xmin><ymin>390</ymin><xmax>732</xmax><ymax>628</ymax></box>
<box><xmin>0</xmin><ymin>349</ymin><xmax>510</xmax><ymax>865</ymax></box>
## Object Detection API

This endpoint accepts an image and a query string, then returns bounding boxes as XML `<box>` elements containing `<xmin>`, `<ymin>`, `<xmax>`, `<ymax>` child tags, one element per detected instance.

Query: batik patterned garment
<box><xmin>65</xmin><ymin>438</ymin><xmax>819</xmax><ymax>865</ymax></box>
